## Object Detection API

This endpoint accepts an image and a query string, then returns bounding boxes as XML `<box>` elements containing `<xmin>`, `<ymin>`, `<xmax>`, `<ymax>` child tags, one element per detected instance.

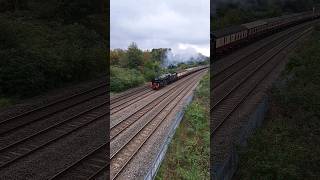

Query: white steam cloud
<box><xmin>162</xmin><ymin>48</ymin><xmax>208</xmax><ymax>67</ymax></box>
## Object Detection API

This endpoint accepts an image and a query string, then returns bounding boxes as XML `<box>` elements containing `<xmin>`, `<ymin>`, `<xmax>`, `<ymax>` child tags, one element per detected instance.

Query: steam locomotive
<box><xmin>151</xmin><ymin>73</ymin><xmax>178</xmax><ymax>90</ymax></box>
<box><xmin>150</xmin><ymin>65</ymin><xmax>208</xmax><ymax>90</ymax></box>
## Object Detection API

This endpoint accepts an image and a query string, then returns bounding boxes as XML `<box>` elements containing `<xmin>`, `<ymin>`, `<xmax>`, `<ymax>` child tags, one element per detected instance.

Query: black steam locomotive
<box><xmin>151</xmin><ymin>73</ymin><xmax>178</xmax><ymax>90</ymax></box>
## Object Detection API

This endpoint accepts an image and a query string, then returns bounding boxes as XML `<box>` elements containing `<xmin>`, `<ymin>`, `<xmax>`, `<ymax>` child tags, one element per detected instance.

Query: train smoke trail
<box><xmin>162</xmin><ymin>49</ymin><xmax>208</xmax><ymax>67</ymax></box>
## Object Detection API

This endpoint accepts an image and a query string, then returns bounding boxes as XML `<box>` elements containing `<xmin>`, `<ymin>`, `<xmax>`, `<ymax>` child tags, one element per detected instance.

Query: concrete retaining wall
<box><xmin>213</xmin><ymin>96</ymin><xmax>269</xmax><ymax>180</ymax></box>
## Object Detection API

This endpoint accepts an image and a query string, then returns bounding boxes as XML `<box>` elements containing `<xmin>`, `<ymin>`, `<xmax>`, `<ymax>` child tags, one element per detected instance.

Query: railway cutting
<box><xmin>110</xmin><ymin>66</ymin><xmax>208</xmax><ymax>179</ymax></box>
<box><xmin>211</xmin><ymin>8</ymin><xmax>320</xmax><ymax>180</ymax></box>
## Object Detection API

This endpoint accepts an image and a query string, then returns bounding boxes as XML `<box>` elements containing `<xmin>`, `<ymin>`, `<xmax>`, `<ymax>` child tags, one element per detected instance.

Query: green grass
<box><xmin>156</xmin><ymin>72</ymin><xmax>210</xmax><ymax>180</ymax></box>
<box><xmin>235</xmin><ymin>26</ymin><xmax>320</xmax><ymax>179</ymax></box>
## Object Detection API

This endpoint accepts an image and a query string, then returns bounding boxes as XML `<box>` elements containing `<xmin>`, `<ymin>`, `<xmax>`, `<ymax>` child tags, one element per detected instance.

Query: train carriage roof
<box><xmin>213</xmin><ymin>25</ymin><xmax>247</xmax><ymax>38</ymax></box>
<box><xmin>280</xmin><ymin>13</ymin><xmax>301</xmax><ymax>20</ymax></box>
<box><xmin>242</xmin><ymin>20</ymin><xmax>267</xmax><ymax>29</ymax></box>
<box><xmin>264</xmin><ymin>16</ymin><xmax>282</xmax><ymax>23</ymax></box>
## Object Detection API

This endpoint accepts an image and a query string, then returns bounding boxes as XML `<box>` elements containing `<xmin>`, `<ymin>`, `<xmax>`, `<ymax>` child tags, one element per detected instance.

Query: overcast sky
<box><xmin>111</xmin><ymin>0</ymin><xmax>210</xmax><ymax>56</ymax></box>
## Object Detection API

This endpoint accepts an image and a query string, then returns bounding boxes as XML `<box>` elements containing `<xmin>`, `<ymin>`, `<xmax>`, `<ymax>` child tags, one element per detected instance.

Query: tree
<box><xmin>110</xmin><ymin>49</ymin><xmax>125</xmax><ymax>66</ymax></box>
<box><xmin>151</xmin><ymin>48</ymin><xmax>170</xmax><ymax>62</ymax></box>
<box><xmin>0</xmin><ymin>0</ymin><xmax>29</xmax><ymax>12</ymax></box>
<box><xmin>127</xmin><ymin>42</ymin><xmax>143</xmax><ymax>69</ymax></box>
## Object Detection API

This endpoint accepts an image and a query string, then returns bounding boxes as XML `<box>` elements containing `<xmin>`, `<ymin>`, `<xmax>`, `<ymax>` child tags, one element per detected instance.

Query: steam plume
<box><xmin>162</xmin><ymin>48</ymin><xmax>208</xmax><ymax>67</ymax></box>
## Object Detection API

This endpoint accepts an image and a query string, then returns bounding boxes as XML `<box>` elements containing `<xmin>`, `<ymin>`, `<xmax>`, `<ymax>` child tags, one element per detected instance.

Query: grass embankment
<box><xmin>156</xmin><ymin>73</ymin><xmax>210</xmax><ymax>180</ymax></box>
<box><xmin>235</xmin><ymin>27</ymin><xmax>320</xmax><ymax>179</ymax></box>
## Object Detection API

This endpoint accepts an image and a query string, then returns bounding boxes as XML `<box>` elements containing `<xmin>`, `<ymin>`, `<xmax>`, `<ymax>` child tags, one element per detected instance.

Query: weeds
<box><xmin>236</xmin><ymin>27</ymin><xmax>320</xmax><ymax>179</ymax></box>
<box><xmin>156</xmin><ymin>73</ymin><xmax>209</xmax><ymax>180</ymax></box>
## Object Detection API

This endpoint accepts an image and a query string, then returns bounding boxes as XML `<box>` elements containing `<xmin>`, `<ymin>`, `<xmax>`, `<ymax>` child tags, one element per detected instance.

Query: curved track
<box><xmin>110</xmin><ymin>69</ymin><xmax>207</xmax><ymax>179</ymax></box>
<box><xmin>211</xmin><ymin>21</ymin><xmax>314</xmax><ymax>92</ymax></box>
<box><xmin>211</xmin><ymin>26</ymin><xmax>312</xmax><ymax>136</ymax></box>
<box><xmin>110</xmin><ymin>71</ymin><xmax>204</xmax><ymax>141</ymax></box>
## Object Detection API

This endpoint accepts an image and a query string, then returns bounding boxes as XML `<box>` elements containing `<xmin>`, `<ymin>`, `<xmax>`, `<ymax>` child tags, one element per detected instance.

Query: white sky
<box><xmin>110</xmin><ymin>0</ymin><xmax>210</xmax><ymax>56</ymax></box>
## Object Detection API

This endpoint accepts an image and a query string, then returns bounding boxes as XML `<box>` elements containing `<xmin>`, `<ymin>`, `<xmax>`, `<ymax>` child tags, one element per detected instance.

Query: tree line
<box><xmin>212</xmin><ymin>0</ymin><xmax>320</xmax><ymax>30</ymax></box>
<box><xmin>110</xmin><ymin>43</ymin><xmax>209</xmax><ymax>92</ymax></box>
<box><xmin>110</xmin><ymin>43</ymin><xmax>166</xmax><ymax>92</ymax></box>
<box><xmin>0</xmin><ymin>0</ymin><xmax>107</xmax><ymax>98</ymax></box>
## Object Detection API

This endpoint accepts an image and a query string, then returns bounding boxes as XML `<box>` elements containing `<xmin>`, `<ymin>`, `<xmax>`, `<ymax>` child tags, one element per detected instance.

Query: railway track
<box><xmin>211</xmin><ymin>21</ymin><xmax>314</xmax><ymax>179</ymax></box>
<box><xmin>211</xmin><ymin>25</ymin><xmax>313</xmax><ymax>136</ymax></box>
<box><xmin>211</xmin><ymin>20</ymin><xmax>315</xmax><ymax>89</ymax></box>
<box><xmin>0</xmin><ymin>81</ymin><xmax>151</xmax><ymax>137</ymax></box>
<box><xmin>0</xmin><ymin>83</ymin><xmax>107</xmax><ymax>135</ymax></box>
<box><xmin>110</xmin><ymin>69</ymin><xmax>207</xmax><ymax>179</ymax></box>
<box><xmin>0</xmin><ymin>82</ymin><xmax>155</xmax><ymax>146</ymax></box>
<box><xmin>0</xmin><ymin>102</ymin><xmax>109</xmax><ymax>170</ymax></box>
<box><xmin>0</xmin><ymin>81</ymin><xmax>148</xmax><ymax>171</ymax></box>
<box><xmin>110</xmin><ymin>69</ymin><xmax>207</xmax><ymax>116</ymax></box>
<box><xmin>0</xmin><ymin>64</ymin><xmax>207</xmax><ymax>179</ymax></box>
<box><xmin>110</xmin><ymin>70</ymin><xmax>205</xmax><ymax>141</ymax></box>
<box><xmin>0</xmin><ymin>80</ymin><xmax>152</xmax><ymax>179</ymax></box>
<box><xmin>49</xmin><ymin>144</ymin><xmax>109</xmax><ymax>180</ymax></box>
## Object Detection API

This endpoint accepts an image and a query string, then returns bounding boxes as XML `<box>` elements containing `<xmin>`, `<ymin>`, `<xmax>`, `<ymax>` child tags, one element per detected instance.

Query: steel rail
<box><xmin>49</xmin><ymin>143</ymin><xmax>109</xmax><ymax>180</ymax></box>
<box><xmin>211</xmin><ymin>27</ymin><xmax>312</xmax><ymax>136</ymax></box>
<box><xmin>212</xmin><ymin>22</ymin><xmax>312</xmax><ymax>90</ymax></box>
<box><xmin>0</xmin><ymin>105</ymin><xmax>109</xmax><ymax>170</ymax></box>
<box><xmin>110</xmin><ymin>70</ymin><xmax>206</xmax><ymax>141</ymax></box>
<box><xmin>110</xmin><ymin>70</ymin><xmax>207</xmax><ymax>179</ymax></box>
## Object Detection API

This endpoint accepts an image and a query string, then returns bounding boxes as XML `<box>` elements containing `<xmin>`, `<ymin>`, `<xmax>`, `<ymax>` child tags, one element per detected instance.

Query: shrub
<box><xmin>110</xmin><ymin>66</ymin><xmax>145</xmax><ymax>92</ymax></box>
<box><xmin>0</xmin><ymin>97</ymin><xmax>12</xmax><ymax>108</ymax></box>
<box><xmin>0</xmin><ymin>15</ymin><xmax>106</xmax><ymax>97</ymax></box>
<box><xmin>236</xmin><ymin>27</ymin><xmax>320</xmax><ymax>179</ymax></box>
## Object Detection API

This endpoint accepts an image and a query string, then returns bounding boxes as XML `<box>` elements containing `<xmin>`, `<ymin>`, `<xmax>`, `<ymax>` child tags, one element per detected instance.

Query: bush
<box><xmin>236</xmin><ymin>28</ymin><xmax>320</xmax><ymax>179</ymax></box>
<box><xmin>156</xmin><ymin>73</ymin><xmax>209</xmax><ymax>179</ymax></box>
<box><xmin>110</xmin><ymin>66</ymin><xmax>145</xmax><ymax>92</ymax></box>
<box><xmin>0</xmin><ymin>15</ymin><xmax>106</xmax><ymax>97</ymax></box>
<box><xmin>0</xmin><ymin>97</ymin><xmax>12</xmax><ymax>108</ymax></box>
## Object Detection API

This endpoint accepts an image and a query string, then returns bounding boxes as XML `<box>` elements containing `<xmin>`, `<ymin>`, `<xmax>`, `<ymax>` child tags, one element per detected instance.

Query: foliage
<box><xmin>236</xmin><ymin>28</ymin><xmax>320</xmax><ymax>179</ymax></box>
<box><xmin>212</xmin><ymin>0</ymin><xmax>320</xmax><ymax>30</ymax></box>
<box><xmin>156</xmin><ymin>73</ymin><xmax>210</xmax><ymax>180</ymax></box>
<box><xmin>110</xmin><ymin>42</ymin><xmax>209</xmax><ymax>92</ymax></box>
<box><xmin>126</xmin><ymin>42</ymin><xmax>144</xmax><ymax>69</ymax></box>
<box><xmin>0</xmin><ymin>97</ymin><xmax>12</xmax><ymax>108</ymax></box>
<box><xmin>110</xmin><ymin>66</ymin><xmax>145</xmax><ymax>92</ymax></box>
<box><xmin>212</xmin><ymin>3</ymin><xmax>281</xmax><ymax>30</ymax></box>
<box><xmin>151</xmin><ymin>48</ymin><xmax>170</xmax><ymax>62</ymax></box>
<box><xmin>110</xmin><ymin>43</ymin><xmax>165</xmax><ymax>92</ymax></box>
<box><xmin>0</xmin><ymin>4</ymin><xmax>106</xmax><ymax>98</ymax></box>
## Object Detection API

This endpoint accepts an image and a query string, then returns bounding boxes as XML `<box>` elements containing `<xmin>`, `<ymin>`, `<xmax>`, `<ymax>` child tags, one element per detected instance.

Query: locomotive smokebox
<box><xmin>151</xmin><ymin>73</ymin><xmax>178</xmax><ymax>90</ymax></box>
